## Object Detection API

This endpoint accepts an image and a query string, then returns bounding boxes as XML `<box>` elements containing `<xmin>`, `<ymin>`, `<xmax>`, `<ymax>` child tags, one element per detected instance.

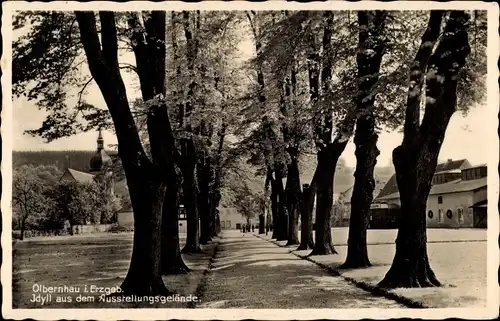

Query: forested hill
<box><xmin>13</xmin><ymin>150</ymin><xmax>116</xmax><ymax>172</ymax></box>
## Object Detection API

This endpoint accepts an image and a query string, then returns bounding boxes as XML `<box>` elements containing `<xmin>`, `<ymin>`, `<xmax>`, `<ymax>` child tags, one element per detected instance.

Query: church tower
<box><xmin>89</xmin><ymin>129</ymin><xmax>114</xmax><ymax>195</ymax></box>
<box><xmin>89</xmin><ymin>129</ymin><xmax>112</xmax><ymax>173</ymax></box>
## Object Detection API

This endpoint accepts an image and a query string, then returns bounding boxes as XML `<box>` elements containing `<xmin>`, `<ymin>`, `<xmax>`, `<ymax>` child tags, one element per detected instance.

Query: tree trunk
<box><xmin>285</xmin><ymin>154</ymin><xmax>301</xmax><ymax>246</ymax></box>
<box><xmin>181</xmin><ymin>141</ymin><xmax>203</xmax><ymax>254</ymax></box>
<box><xmin>198</xmin><ymin>158</ymin><xmax>212</xmax><ymax>245</ymax></box>
<box><xmin>161</xmin><ymin>178</ymin><xmax>190</xmax><ymax>275</ymax></box>
<box><xmin>270</xmin><ymin>176</ymin><xmax>279</xmax><ymax>239</ymax></box>
<box><xmin>76</xmin><ymin>12</ymin><xmax>172</xmax><ymax>295</ymax></box>
<box><xmin>298</xmin><ymin>182</ymin><xmax>315</xmax><ymax>250</ymax></box>
<box><xmin>343</xmin><ymin>11</ymin><xmax>386</xmax><ymax>269</ymax></box>
<box><xmin>343</xmin><ymin>127</ymin><xmax>378</xmax><ymax>267</ymax></box>
<box><xmin>309</xmin><ymin>150</ymin><xmax>338</xmax><ymax>256</ymax></box>
<box><xmin>378</xmin><ymin>146</ymin><xmax>440</xmax><ymax>287</ymax></box>
<box><xmin>259</xmin><ymin>214</ymin><xmax>265</xmax><ymax>234</ymax></box>
<box><xmin>274</xmin><ymin>165</ymin><xmax>288</xmax><ymax>241</ymax></box>
<box><xmin>379</xmin><ymin>11</ymin><xmax>470</xmax><ymax>287</ymax></box>
<box><xmin>121</xmin><ymin>174</ymin><xmax>170</xmax><ymax>295</ymax></box>
<box><xmin>20</xmin><ymin>216</ymin><xmax>27</xmax><ymax>241</ymax></box>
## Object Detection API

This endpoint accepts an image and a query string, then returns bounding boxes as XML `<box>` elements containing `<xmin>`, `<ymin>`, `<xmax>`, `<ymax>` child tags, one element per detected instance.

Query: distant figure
<box><xmin>251</xmin><ymin>224</ymin><xmax>255</xmax><ymax>232</ymax></box>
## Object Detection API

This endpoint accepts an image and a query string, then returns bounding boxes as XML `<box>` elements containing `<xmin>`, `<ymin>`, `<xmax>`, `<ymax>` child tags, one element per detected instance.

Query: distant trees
<box><xmin>12</xmin><ymin>165</ymin><xmax>121</xmax><ymax>239</ymax></box>
<box><xmin>12</xmin><ymin>165</ymin><xmax>57</xmax><ymax>240</ymax></box>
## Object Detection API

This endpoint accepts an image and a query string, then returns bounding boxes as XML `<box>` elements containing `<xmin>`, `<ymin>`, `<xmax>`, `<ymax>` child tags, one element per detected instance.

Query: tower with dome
<box><xmin>59</xmin><ymin>129</ymin><xmax>115</xmax><ymax>194</ymax></box>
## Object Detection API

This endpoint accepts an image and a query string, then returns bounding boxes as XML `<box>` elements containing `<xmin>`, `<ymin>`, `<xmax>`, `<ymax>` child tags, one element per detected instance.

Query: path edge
<box><xmin>187</xmin><ymin>236</ymin><xmax>221</xmax><ymax>308</ymax></box>
<box><xmin>253</xmin><ymin>233</ymin><xmax>426</xmax><ymax>309</ymax></box>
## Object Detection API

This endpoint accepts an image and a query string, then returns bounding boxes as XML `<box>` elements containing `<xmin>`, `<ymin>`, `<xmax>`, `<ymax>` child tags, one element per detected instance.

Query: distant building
<box><xmin>219</xmin><ymin>207</ymin><xmax>253</xmax><ymax>230</ymax></box>
<box><xmin>371</xmin><ymin>159</ymin><xmax>487</xmax><ymax>228</ymax></box>
<box><xmin>59</xmin><ymin>129</ymin><xmax>114</xmax><ymax>192</ymax></box>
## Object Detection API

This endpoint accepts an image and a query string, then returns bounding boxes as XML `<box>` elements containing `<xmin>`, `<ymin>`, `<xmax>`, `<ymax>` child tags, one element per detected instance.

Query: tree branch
<box><xmin>402</xmin><ymin>11</ymin><xmax>444</xmax><ymax>146</ymax></box>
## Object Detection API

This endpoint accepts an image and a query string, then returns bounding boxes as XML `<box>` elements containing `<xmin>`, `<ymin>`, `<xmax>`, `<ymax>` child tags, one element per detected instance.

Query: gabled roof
<box><xmin>376</xmin><ymin>176</ymin><xmax>487</xmax><ymax>201</ymax></box>
<box><xmin>60</xmin><ymin>168</ymin><xmax>96</xmax><ymax>184</ymax></box>
<box><xmin>375</xmin><ymin>159</ymin><xmax>470</xmax><ymax>200</ymax></box>
<box><xmin>429</xmin><ymin>177</ymin><xmax>487</xmax><ymax>195</ymax></box>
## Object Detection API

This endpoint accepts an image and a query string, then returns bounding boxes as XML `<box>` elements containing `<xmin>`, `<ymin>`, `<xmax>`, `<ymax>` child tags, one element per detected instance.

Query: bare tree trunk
<box><xmin>285</xmin><ymin>153</ymin><xmax>301</xmax><ymax>245</ymax></box>
<box><xmin>380</xmin><ymin>11</ymin><xmax>471</xmax><ymax>288</ymax></box>
<box><xmin>270</xmin><ymin>171</ymin><xmax>279</xmax><ymax>239</ymax></box>
<box><xmin>198</xmin><ymin>156</ymin><xmax>212</xmax><ymax>245</ymax></box>
<box><xmin>274</xmin><ymin>163</ymin><xmax>288</xmax><ymax>241</ymax></box>
<box><xmin>343</xmin><ymin>11</ymin><xmax>386</xmax><ymax>269</ymax></box>
<box><xmin>20</xmin><ymin>216</ymin><xmax>27</xmax><ymax>241</ymax></box>
<box><xmin>161</xmin><ymin>178</ymin><xmax>190</xmax><ymax>275</ymax></box>
<box><xmin>181</xmin><ymin>143</ymin><xmax>203</xmax><ymax>253</ymax></box>
<box><xmin>309</xmin><ymin>149</ymin><xmax>339</xmax><ymax>256</ymax></box>
<box><xmin>297</xmin><ymin>179</ymin><xmax>316</xmax><ymax>250</ymax></box>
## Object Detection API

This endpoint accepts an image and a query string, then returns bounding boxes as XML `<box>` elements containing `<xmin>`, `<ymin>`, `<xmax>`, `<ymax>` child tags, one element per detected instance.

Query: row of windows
<box><xmin>463</xmin><ymin>167</ymin><xmax>485</xmax><ymax>180</ymax></box>
<box><xmin>220</xmin><ymin>221</ymin><xmax>232</xmax><ymax>228</ymax></box>
<box><xmin>427</xmin><ymin>208</ymin><xmax>465</xmax><ymax>223</ymax></box>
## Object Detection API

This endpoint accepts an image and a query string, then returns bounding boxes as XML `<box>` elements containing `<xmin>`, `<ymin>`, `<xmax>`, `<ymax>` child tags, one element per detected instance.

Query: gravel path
<box><xmin>198</xmin><ymin>231</ymin><xmax>404</xmax><ymax>308</ymax></box>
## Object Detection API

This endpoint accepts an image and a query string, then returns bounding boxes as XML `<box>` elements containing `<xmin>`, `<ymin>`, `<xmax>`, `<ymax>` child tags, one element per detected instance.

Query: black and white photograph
<box><xmin>1</xmin><ymin>1</ymin><xmax>499</xmax><ymax>320</ymax></box>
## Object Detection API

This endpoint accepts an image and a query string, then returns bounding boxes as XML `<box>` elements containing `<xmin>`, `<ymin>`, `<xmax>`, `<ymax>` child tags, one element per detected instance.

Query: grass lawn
<box><xmin>272</xmin><ymin>227</ymin><xmax>488</xmax><ymax>308</ymax></box>
<box><xmin>12</xmin><ymin>232</ymin><xmax>216</xmax><ymax>308</ymax></box>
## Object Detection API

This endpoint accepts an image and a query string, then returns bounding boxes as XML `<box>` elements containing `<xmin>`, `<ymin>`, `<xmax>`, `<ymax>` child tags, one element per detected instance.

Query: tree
<box><xmin>379</xmin><ymin>11</ymin><xmax>473</xmax><ymax>288</ymax></box>
<box><xmin>14</xmin><ymin>11</ymin><xmax>179</xmax><ymax>294</ymax></box>
<box><xmin>12</xmin><ymin>165</ymin><xmax>54</xmax><ymax>240</ymax></box>
<box><xmin>343</xmin><ymin>11</ymin><xmax>387</xmax><ymax>268</ymax></box>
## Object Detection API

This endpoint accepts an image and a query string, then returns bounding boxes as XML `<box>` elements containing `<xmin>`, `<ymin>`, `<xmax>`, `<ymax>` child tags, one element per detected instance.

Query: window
<box><xmin>226</xmin><ymin>221</ymin><xmax>231</xmax><ymax>228</ymax></box>
<box><xmin>458</xmin><ymin>208</ymin><xmax>464</xmax><ymax>224</ymax></box>
<box><xmin>446</xmin><ymin>209</ymin><xmax>453</xmax><ymax>219</ymax></box>
<box><xmin>427</xmin><ymin>210</ymin><xmax>434</xmax><ymax>219</ymax></box>
<box><xmin>438</xmin><ymin>209</ymin><xmax>444</xmax><ymax>223</ymax></box>
<box><xmin>236</xmin><ymin>223</ymin><xmax>241</xmax><ymax>230</ymax></box>
<box><xmin>221</xmin><ymin>221</ymin><xmax>226</xmax><ymax>228</ymax></box>
<box><xmin>438</xmin><ymin>196</ymin><xmax>443</xmax><ymax>204</ymax></box>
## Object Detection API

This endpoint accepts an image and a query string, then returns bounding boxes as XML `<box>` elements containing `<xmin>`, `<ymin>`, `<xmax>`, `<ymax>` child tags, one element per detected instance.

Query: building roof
<box><xmin>376</xmin><ymin>176</ymin><xmax>487</xmax><ymax>201</ymax></box>
<box><xmin>375</xmin><ymin>159</ymin><xmax>470</xmax><ymax>200</ymax></box>
<box><xmin>118</xmin><ymin>201</ymin><xmax>133</xmax><ymax>212</ymax></box>
<box><xmin>61</xmin><ymin>168</ymin><xmax>96</xmax><ymax>184</ymax></box>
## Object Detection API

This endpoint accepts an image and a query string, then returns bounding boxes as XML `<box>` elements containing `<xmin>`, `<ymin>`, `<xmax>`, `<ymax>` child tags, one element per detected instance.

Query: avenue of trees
<box><xmin>13</xmin><ymin>10</ymin><xmax>486</xmax><ymax>293</ymax></box>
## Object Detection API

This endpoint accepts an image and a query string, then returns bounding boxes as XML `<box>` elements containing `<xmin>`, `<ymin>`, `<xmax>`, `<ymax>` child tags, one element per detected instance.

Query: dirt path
<box><xmin>198</xmin><ymin>231</ymin><xmax>404</xmax><ymax>308</ymax></box>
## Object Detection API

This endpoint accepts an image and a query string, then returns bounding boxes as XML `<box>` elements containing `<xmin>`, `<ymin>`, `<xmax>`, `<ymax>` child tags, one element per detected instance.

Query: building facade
<box><xmin>218</xmin><ymin>207</ymin><xmax>254</xmax><ymax>230</ymax></box>
<box><xmin>372</xmin><ymin>159</ymin><xmax>487</xmax><ymax>228</ymax></box>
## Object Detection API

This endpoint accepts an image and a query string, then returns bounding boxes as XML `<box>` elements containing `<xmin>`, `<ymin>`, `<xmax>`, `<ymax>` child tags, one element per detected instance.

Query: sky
<box><xmin>11</xmin><ymin>13</ymin><xmax>492</xmax><ymax>169</ymax></box>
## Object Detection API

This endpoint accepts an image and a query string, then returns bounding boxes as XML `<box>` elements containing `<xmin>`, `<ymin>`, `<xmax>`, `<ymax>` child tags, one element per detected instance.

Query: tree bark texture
<box><xmin>309</xmin><ymin>149</ymin><xmax>339</xmax><ymax>256</ymax></box>
<box><xmin>343</xmin><ymin>11</ymin><xmax>386</xmax><ymax>269</ymax></box>
<box><xmin>379</xmin><ymin>11</ymin><xmax>471</xmax><ymax>288</ymax></box>
<box><xmin>297</xmin><ymin>181</ymin><xmax>316</xmax><ymax>250</ymax></box>
<box><xmin>180</xmin><ymin>141</ymin><xmax>203</xmax><ymax>254</ymax></box>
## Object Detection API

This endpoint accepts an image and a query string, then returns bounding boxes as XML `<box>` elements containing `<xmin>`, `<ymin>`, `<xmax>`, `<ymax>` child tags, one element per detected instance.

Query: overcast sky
<box><xmin>12</xmin><ymin>14</ymin><xmax>490</xmax><ymax>168</ymax></box>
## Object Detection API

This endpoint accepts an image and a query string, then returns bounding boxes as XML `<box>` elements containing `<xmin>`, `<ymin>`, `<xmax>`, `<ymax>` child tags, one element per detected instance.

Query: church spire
<box><xmin>97</xmin><ymin>128</ymin><xmax>104</xmax><ymax>151</ymax></box>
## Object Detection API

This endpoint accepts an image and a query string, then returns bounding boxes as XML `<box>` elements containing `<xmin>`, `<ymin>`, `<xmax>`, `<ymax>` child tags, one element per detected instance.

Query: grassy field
<box><xmin>11</xmin><ymin>228</ymin><xmax>488</xmax><ymax>309</ymax></box>
<box><xmin>11</xmin><ymin>232</ymin><xmax>217</xmax><ymax>308</ymax></box>
<box><xmin>288</xmin><ymin>228</ymin><xmax>488</xmax><ymax>308</ymax></box>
